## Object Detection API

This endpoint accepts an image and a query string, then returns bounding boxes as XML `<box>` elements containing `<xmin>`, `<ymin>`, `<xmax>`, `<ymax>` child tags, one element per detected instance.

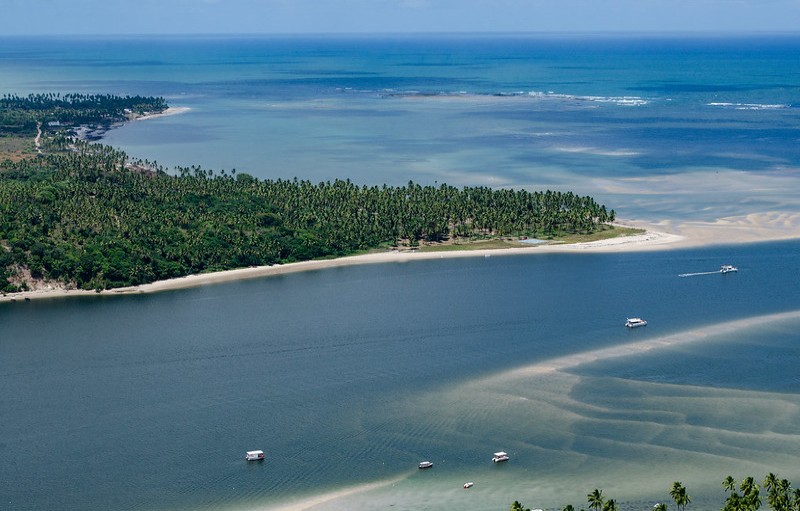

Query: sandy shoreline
<box><xmin>8</xmin><ymin>98</ymin><xmax>797</xmax><ymax>305</ymax></box>
<box><xmin>2</xmin><ymin>217</ymin><xmax>798</xmax><ymax>304</ymax></box>
<box><xmin>134</xmin><ymin>106</ymin><xmax>191</xmax><ymax>121</ymax></box>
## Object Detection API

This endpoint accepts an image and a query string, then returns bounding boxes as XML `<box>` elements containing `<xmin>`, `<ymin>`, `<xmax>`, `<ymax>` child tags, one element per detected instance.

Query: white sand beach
<box><xmin>3</xmin><ymin>216</ymin><xmax>799</xmax><ymax>304</ymax></box>
<box><xmin>134</xmin><ymin>106</ymin><xmax>191</xmax><ymax>121</ymax></box>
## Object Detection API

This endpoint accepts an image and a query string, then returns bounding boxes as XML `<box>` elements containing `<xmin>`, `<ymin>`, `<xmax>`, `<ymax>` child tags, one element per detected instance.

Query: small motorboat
<box><xmin>492</xmin><ymin>451</ymin><xmax>509</xmax><ymax>463</ymax></box>
<box><xmin>418</xmin><ymin>461</ymin><xmax>433</xmax><ymax>469</ymax></box>
<box><xmin>245</xmin><ymin>450</ymin><xmax>265</xmax><ymax>461</ymax></box>
<box><xmin>625</xmin><ymin>318</ymin><xmax>647</xmax><ymax>328</ymax></box>
<box><xmin>720</xmin><ymin>265</ymin><xmax>738</xmax><ymax>273</ymax></box>
<box><xmin>464</xmin><ymin>482</ymin><xmax>474</xmax><ymax>489</ymax></box>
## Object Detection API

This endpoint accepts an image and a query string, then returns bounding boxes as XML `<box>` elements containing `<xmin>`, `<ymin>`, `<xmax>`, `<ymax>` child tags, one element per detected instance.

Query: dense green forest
<box><xmin>0</xmin><ymin>143</ymin><xmax>614</xmax><ymax>292</ymax></box>
<box><xmin>513</xmin><ymin>474</ymin><xmax>800</xmax><ymax>511</ymax></box>
<box><xmin>1</xmin><ymin>93</ymin><xmax>616</xmax><ymax>293</ymax></box>
<box><xmin>0</xmin><ymin>93</ymin><xmax>167</xmax><ymax>136</ymax></box>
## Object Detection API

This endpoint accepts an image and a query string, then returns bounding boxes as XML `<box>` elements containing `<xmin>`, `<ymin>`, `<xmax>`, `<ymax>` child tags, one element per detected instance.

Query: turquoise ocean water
<box><xmin>1</xmin><ymin>35</ymin><xmax>800</xmax><ymax>511</ymax></box>
<box><xmin>3</xmin><ymin>34</ymin><xmax>800</xmax><ymax>222</ymax></box>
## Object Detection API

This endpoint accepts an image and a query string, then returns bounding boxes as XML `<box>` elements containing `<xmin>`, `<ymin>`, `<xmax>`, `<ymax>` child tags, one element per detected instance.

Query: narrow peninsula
<box><xmin>1</xmin><ymin>93</ymin><xmax>632</xmax><ymax>295</ymax></box>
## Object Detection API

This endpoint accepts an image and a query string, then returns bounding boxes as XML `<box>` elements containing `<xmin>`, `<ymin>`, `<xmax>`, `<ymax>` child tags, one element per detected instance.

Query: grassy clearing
<box><xmin>551</xmin><ymin>225</ymin><xmax>645</xmax><ymax>244</ymax></box>
<box><xmin>416</xmin><ymin>239</ymin><xmax>524</xmax><ymax>252</ymax></box>
<box><xmin>414</xmin><ymin>225</ymin><xmax>646</xmax><ymax>252</ymax></box>
<box><xmin>0</xmin><ymin>136</ymin><xmax>36</xmax><ymax>162</ymax></box>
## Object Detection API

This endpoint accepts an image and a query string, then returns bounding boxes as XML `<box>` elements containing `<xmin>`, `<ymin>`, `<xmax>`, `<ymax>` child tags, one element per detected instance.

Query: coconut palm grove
<box><xmin>512</xmin><ymin>475</ymin><xmax>800</xmax><ymax>511</ymax></box>
<box><xmin>1</xmin><ymin>94</ymin><xmax>616</xmax><ymax>293</ymax></box>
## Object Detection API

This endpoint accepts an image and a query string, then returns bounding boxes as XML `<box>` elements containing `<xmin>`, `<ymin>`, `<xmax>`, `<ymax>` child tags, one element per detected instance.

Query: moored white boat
<box><xmin>625</xmin><ymin>318</ymin><xmax>647</xmax><ymax>328</ymax></box>
<box><xmin>464</xmin><ymin>482</ymin><xmax>474</xmax><ymax>488</ymax></box>
<box><xmin>492</xmin><ymin>451</ymin><xmax>509</xmax><ymax>463</ymax></box>
<box><xmin>418</xmin><ymin>461</ymin><xmax>433</xmax><ymax>469</ymax></box>
<box><xmin>245</xmin><ymin>450</ymin><xmax>265</xmax><ymax>461</ymax></box>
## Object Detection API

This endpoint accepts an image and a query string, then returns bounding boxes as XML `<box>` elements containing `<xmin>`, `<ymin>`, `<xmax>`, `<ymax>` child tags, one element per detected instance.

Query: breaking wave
<box><xmin>338</xmin><ymin>87</ymin><xmax>651</xmax><ymax>106</ymax></box>
<box><xmin>707</xmin><ymin>102</ymin><xmax>791</xmax><ymax>110</ymax></box>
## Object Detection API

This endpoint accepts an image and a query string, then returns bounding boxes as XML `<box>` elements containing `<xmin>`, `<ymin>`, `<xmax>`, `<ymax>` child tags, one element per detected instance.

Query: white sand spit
<box><xmin>134</xmin><ymin>106</ymin><xmax>191</xmax><ymax>121</ymax></box>
<box><xmin>490</xmin><ymin>309</ymin><xmax>800</xmax><ymax>382</ymax></box>
<box><xmin>250</xmin><ymin>475</ymin><xmax>406</xmax><ymax>511</ymax></box>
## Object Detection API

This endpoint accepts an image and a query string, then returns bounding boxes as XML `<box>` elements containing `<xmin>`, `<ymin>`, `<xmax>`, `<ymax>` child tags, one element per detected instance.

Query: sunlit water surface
<box><xmin>2</xmin><ymin>242</ymin><xmax>800</xmax><ymax>511</ymax></box>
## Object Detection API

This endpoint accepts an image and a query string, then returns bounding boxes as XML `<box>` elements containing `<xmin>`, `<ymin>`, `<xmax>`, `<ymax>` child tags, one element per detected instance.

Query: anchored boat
<box><xmin>625</xmin><ymin>318</ymin><xmax>647</xmax><ymax>328</ymax></box>
<box><xmin>245</xmin><ymin>450</ymin><xmax>265</xmax><ymax>461</ymax></box>
<box><xmin>492</xmin><ymin>451</ymin><xmax>509</xmax><ymax>463</ymax></box>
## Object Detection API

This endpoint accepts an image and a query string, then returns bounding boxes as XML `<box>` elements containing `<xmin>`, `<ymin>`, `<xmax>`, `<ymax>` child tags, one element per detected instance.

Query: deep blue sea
<box><xmin>1</xmin><ymin>34</ymin><xmax>800</xmax><ymax>511</ymax></box>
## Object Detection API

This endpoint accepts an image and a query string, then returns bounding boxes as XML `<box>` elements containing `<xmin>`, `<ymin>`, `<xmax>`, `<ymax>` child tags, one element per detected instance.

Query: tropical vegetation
<box><xmin>1</xmin><ymin>93</ymin><xmax>617</xmax><ymax>293</ymax></box>
<box><xmin>513</xmin><ymin>474</ymin><xmax>800</xmax><ymax>511</ymax></box>
<box><xmin>0</xmin><ymin>93</ymin><xmax>167</xmax><ymax>136</ymax></box>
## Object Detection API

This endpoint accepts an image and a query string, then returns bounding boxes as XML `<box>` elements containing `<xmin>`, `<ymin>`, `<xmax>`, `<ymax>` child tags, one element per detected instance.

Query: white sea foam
<box><xmin>579</xmin><ymin>95</ymin><xmax>648</xmax><ymax>106</ymax></box>
<box><xmin>708</xmin><ymin>102</ymin><xmax>789</xmax><ymax>110</ymax></box>
<box><xmin>527</xmin><ymin>91</ymin><xmax>649</xmax><ymax>106</ymax></box>
<box><xmin>376</xmin><ymin>89</ymin><xmax>649</xmax><ymax>106</ymax></box>
<box><xmin>554</xmin><ymin>145</ymin><xmax>640</xmax><ymax>157</ymax></box>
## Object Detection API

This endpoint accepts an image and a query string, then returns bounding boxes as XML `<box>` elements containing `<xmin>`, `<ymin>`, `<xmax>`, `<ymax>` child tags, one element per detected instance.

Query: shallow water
<box><xmin>2</xmin><ymin>35</ymin><xmax>800</xmax><ymax>223</ymax></box>
<box><xmin>2</xmin><ymin>34</ymin><xmax>800</xmax><ymax>511</ymax></box>
<box><xmin>2</xmin><ymin>241</ymin><xmax>800</xmax><ymax>510</ymax></box>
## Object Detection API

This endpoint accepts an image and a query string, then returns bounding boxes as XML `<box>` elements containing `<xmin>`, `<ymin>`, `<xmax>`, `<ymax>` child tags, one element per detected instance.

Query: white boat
<box><xmin>625</xmin><ymin>318</ymin><xmax>647</xmax><ymax>328</ymax></box>
<box><xmin>464</xmin><ymin>482</ymin><xmax>474</xmax><ymax>488</ymax></box>
<box><xmin>245</xmin><ymin>450</ymin><xmax>265</xmax><ymax>461</ymax></box>
<box><xmin>720</xmin><ymin>265</ymin><xmax>738</xmax><ymax>273</ymax></box>
<box><xmin>492</xmin><ymin>451</ymin><xmax>509</xmax><ymax>463</ymax></box>
<box><xmin>418</xmin><ymin>461</ymin><xmax>433</xmax><ymax>469</ymax></box>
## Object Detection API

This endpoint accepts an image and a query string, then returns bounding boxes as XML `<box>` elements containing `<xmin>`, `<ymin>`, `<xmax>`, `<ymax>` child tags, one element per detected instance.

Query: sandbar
<box><xmin>243</xmin><ymin>309</ymin><xmax>800</xmax><ymax>511</ymax></box>
<box><xmin>490</xmin><ymin>309</ymin><xmax>800</xmax><ymax>382</ymax></box>
<box><xmin>250</xmin><ymin>474</ymin><xmax>407</xmax><ymax>511</ymax></box>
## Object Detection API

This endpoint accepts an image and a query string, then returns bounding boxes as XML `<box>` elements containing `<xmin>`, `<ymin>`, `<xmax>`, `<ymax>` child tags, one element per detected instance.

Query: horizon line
<box><xmin>3</xmin><ymin>30</ymin><xmax>800</xmax><ymax>39</ymax></box>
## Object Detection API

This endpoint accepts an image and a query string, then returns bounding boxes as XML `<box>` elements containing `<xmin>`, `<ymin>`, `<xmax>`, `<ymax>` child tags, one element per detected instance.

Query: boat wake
<box><xmin>678</xmin><ymin>270</ymin><xmax>723</xmax><ymax>277</ymax></box>
<box><xmin>679</xmin><ymin>265</ymin><xmax>738</xmax><ymax>277</ymax></box>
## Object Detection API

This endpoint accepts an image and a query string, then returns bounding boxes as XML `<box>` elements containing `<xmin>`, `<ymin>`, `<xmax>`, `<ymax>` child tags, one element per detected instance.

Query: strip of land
<box><xmin>1</xmin><ymin>222</ymin><xmax>670</xmax><ymax>303</ymax></box>
<box><xmin>3</xmin><ymin>215</ymin><xmax>799</xmax><ymax>304</ymax></box>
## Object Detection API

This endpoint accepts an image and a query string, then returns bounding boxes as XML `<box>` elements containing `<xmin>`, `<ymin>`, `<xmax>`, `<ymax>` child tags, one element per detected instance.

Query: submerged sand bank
<box><xmin>239</xmin><ymin>309</ymin><xmax>800</xmax><ymax>511</ymax></box>
<box><xmin>495</xmin><ymin>309</ymin><xmax>800</xmax><ymax>381</ymax></box>
<box><xmin>2</xmin><ymin>216</ymin><xmax>799</xmax><ymax>304</ymax></box>
<box><xmin>253</xmin><ymin>475</ymin><xmax>407</xmax><ymax>511</ymax></box>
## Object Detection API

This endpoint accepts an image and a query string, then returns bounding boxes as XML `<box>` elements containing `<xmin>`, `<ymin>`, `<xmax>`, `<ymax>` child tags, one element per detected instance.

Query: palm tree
<box><xmin>740</xmin><ymin>476</ymin><xmax>761</xmax><ymax>511</ymax></box>
<box><xmin>726</xmin><ymin>477</ymin><xmax>738</xmax><ymax>493</ymax></box>
<box><xmin>603</xmin><ymin>499</ymin><xmax>618</xmax><ymax>511</ymax></box>
<box><xmin>653</xmin><ymin>503</ymin><xmax>668</xmax><ymax>511</ymax></box>
<box><xmin>563</xmin><ymin>505</ymin><xmax>575</xmax><ymax>511</ymax></box>
<box><xmin>764</xmin><ymin>474</ymin><xmax>785</xmax><ymax>511</ymax></box>
<box><xmin>588</xmin><ymin>489</ymin><xmax>605</xmax><ymax>511</ymax></box>
<box><xmin>765</xmin><ymin>474</ymin><xmax>779</xmax><ymax>495</ymax></box>
<box><xmin>671</xmin><ymin>482</ymin><xmax>691</xmax><ymax>511</ymax></box>
<box><xmin>511</xmin><ymin>501</ymin><xmax>530</xmax><ymax>511</ymax></box>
